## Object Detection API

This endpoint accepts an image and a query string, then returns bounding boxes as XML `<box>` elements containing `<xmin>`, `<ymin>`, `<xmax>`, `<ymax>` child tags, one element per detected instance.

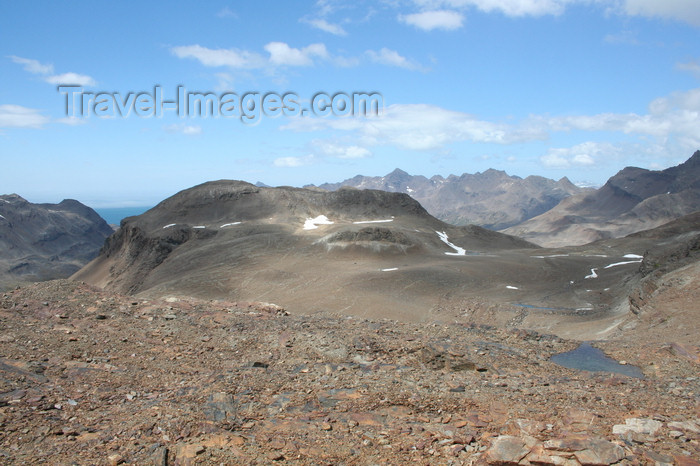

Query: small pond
<box><xmin>550</xmin><ymin>342</ymin><xmax>644</xmax><ymax>378</ymax></box>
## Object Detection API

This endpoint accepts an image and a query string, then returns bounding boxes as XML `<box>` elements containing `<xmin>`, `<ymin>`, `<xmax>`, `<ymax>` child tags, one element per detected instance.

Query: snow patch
<box><xmin>381</xmin><ymin>268</ymin><xmax>398</xmax><ymax>272</ymax></box>
<box><xmin>193</xmin><ymin>225</ymin><xmax>206</xmax><ymax>229</ymax></box>
<box><xmin>585</xmin><ymin>268</ymin><xmax>598</xmax><ymax>279</ymax></box>
<box><xmin>623</xmin><ymin>254</ymin><xmax>643</xmax><ymax>259</ymax></box>
<box><xmin>220</xmin><ymin>222</ymin><xmax>242</xmax><ymax>228</ymax></box>
<box><xmin>406</xmin><ymin>186</ymin><xmax>414</xmax><ymax>193</ymax></box>
<box><xmin>353</xmin><ymin>219</ymin><xmax>393</xmax><ymax>224</ymax></box>
<box><xmin>604</xmin><ymin>260</ymin><xmax>642</xmax><ymax>269</ymax></box>
<box><xmin>163</xmin><ymin>224</ymin><xmax>176</xmax><ymax>229</ymax></box>
<box><xmin>532</xmin><ymin>254</ymin><xmax>569</xmax><ymax>259</ymax></box>
<box><xmin>436</xmin><ymin>231</ymin><xmax>466</xmax><ymax>256</ymax></box>
<box><xmin>0</xmin><ymin>214</ymin><xmax>5</xmax><ymax>220</ymax></box>
<box><xmin>506</xmin><ymin>286</ymin><xmax>519</xmax><ymax>290</ymax></box>
<box><xmin>304</xmin><ymin>215</ymin><xmax>334</xmax><ymax>230</ymax></box>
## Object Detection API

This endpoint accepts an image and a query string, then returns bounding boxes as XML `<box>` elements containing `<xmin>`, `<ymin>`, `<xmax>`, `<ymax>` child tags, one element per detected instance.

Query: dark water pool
<box><xmin>550</xmin><ymin>342</ymin><xmax>644</xmax><ymax>378</ymax></box>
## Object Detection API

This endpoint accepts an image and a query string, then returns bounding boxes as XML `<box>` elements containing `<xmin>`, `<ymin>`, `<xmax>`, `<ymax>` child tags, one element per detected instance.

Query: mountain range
<box><xmin>314</xmin><ymin>151</ymin><xmax>700</xmax><ymax>247</ymax></box>
<box><xmin>313</xmin><ymin>168</ymin><xmax>588</xmax><ymax>230</ymax></box>
<box><xmin>503</xmin><ymin>150</ymin><xmax>700</xmax><ymax>246</ymax></box>
<box><xmin>0</xmin><ymin>194</ymin><xmax>113</xmax><ymax>290</ymax></box>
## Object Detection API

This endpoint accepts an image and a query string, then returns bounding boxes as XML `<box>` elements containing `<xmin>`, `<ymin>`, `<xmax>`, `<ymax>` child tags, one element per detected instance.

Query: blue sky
<box><xmin>1</xmin><ymin>0</ymin><xmax>700</xmax><ymax>207</ymax></box>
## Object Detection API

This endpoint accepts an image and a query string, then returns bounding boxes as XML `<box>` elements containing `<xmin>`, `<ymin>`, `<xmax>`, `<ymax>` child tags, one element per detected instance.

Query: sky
<box><xmin>1</xmin><ymin>0</ymin><xmax>700</xmax><ymax>208</ymax></box>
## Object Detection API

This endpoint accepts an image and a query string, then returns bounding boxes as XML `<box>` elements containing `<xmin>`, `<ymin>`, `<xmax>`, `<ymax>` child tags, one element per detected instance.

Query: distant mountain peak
<box><xmin>314</xmin><ymin>167</ymin><xmax>585</xmax><ymax>230</ymax></box>
<box><xmin>387</xmin><ymin>168</ymin><xmax>410</xmax><ymax>177</ymax></box>
<box><xmin>682</xmin><ymin>149</ymin><xmax>700</xmax><ymax>167</ymax></box>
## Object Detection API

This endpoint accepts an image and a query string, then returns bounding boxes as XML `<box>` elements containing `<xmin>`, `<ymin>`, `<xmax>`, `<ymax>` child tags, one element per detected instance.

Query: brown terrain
<box><xmin>0</xmin><ymin>277</ymin><xmax>698</xmax><ymax>465</ymax></box>
<box><xmin>1</xmin><ymin>165</ymin><xmax>698</xmax><ymax>465</ymax></box>
<box><xmin>72</xmin><ymin>180</ymin><xmax>699</xmax><ymax>339</ymax></box>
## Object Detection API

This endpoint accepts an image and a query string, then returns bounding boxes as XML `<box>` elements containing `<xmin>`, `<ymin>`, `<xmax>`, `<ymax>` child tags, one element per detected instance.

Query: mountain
<box><xmin>0</xmin><ymin>194</ymin><xmax>114</xmax><ymax>290</ymax></box>
<box><xmin>314</xmin><ymin>168</ymin><xmax>588</xmax><ymax>230</ymax></box>
<box><xmin>503</xmin><ymin>151</ymin><xmax>700</xmax><ymax>247</ymax></box>
<box><xmin>72</xmin><ymin>180</ymin><xmax>686</xmax><ymax>337</ymax></box>
<box><xmin>74</xmin><ymin>181</ymin><xmax>538</xmax><ymax>320</ymax></box>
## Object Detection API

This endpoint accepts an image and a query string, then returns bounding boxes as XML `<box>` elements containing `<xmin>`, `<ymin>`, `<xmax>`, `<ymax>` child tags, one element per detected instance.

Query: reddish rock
<box><xmin>484</xmin><ymin>436</ymin><xmax>530</xmax><ymax>464</ymax></box>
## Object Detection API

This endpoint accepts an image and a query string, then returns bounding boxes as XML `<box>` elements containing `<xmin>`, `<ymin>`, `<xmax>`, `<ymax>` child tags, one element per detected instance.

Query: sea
<box><xmin>94</xmin><ymin>206</ymin><xmax>152</xmax><ymax>226</ymax></box>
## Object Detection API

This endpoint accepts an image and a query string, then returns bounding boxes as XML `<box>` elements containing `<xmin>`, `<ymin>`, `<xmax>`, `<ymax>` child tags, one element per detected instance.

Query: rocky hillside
<box><xmin>503</xmin><ymin>151</ymin><xmax>700</xmax><ymax>247</ymax></box>
<box><xmin>0</xmin><ymin>194</ymin><xmax>113</xmax><ymax>291</ymax></box>
<box><xmin>71</xmin><ymin>180</ymin><xmax>700</xmax><ymax>338</ymax></box>
<box><xmin>0</xmin><ymin>279</ymin><xmax>697</xmax><ymax>464</ymax></box>
<box><xmin>73</xmin><ymin>180</ymin><xmax>556</xmax><ymax>322</ymax></box>
<box><xmin>315</xmin><ymin>168</ymin><xmax>587</xmax><ymax>230</ymax></box>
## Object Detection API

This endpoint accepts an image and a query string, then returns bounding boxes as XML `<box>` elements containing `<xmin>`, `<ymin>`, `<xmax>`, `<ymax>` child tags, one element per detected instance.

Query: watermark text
<box><xmin>58</xmin><ymin>85</ymin><xmax>383</xmax><ymax>124</ymax></box>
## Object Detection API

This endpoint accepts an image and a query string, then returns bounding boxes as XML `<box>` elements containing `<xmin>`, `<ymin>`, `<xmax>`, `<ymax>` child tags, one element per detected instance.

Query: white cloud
<box><xmin>0</xmin><ymin>104</ymin><xmax>49</xmax><ymax>128</ymax></box>
<box><xmin>164</xmin><ymin>124</ymin><xmax>202</xmax><ymax>136</ymax></box>
<box><xmin>677</xmin><ymin>60</ymin><xmax>700</xmax><ymax>78</ymax></box>
<box><xmin>172</xmin><ymin>42</ymin><xmax>423</xmax><ymax>72</ymax></box>
<box><xmin>171</xmin><ymin>45</ymin><xmax>265</xmax><ymax>69</ymax></box>
<box><xmin>399</xmin><ymin>10</ymin><xmax>464</xmax><ymax>30</ymax></box>
<box><xmin>282</xmin><ymin>85</ymin><xmax>700</xmax><ymax>161</ymax></box>
<box><xmin>333</xmin><ymin>55</ymin><xmax>361</xmax><ymax>67</ymax></box>
<box><xmin>365</xmin><ymin>48</ymin><xmax>423</xmax><ymax>70</ymax></box>
<box><xmin>285</xmin><ymin>104</ymin><xmax>546</xmax><ymax>150</ymax></box>
<box><xmin>264</xmin><ymin>42</ymin><xmax>328</xmax><ymax>66</ymax></box>
<box><xmin>8</xmin><ymin>55</ymin><xmax>54</xmax><ymax>75</ymax></box>
<box><xmin>314</xmin><ymin>0</ymin><xmax>339</xmax><ymax>17</ymax></box>
<box><xmin>9</xmin><ymin>55</ymin><xmax>96</xmax><ymax>87</ymax></box>
<box><xmin>273</xmin><ymin>155</ymin><xmax>314</xmax><ymax>167</ymax></box>
<box><xmin>303</xmin><ymin>18</ymin><xmax>347</xmax><ymax>36</ymax></box>
<box><xmin>44</xmin><ymin>72</ymin><xmax>97</xmax><ymax>87</ymax></box>
<box><xmin>541</xmin><ymin>142</ymin><xmax>618</xmax><ymax>168</ymax></box>
<box><xmin>216</xmin><ymin>7</ymin><xmax>237</xmax><ymax>18</ymax></box>
<box><xmin>56</xmin><ymin>116</ymin><xmax>87</xmax><ymax>126</ymax></box>
<box><xmin>172</xmin><ymin>43</ymin><xmax>329</xmax><ymax>69</ymax></box>
<box><xmin>404</xmin><ymin>0</ymin><xmax>700</xmax><ymax>26</ymax></box>
<box><xmin>413</xmin><ymin>0</ymin><xmax>571</xmax><ymax>17</ymax></box>
<box><xmin>533</xmin><ymin>88</ymin><xmax>700</xmax><ymax>150</ymax></box>
<box><xmin>604</xmin><ymin>30</ymin><xmax>639</xmax><ymax>45</ymax></box>
<box><xmin>314</xmin><ymin>141</ymin><xmax>372</xmax><ymax>158</ymax></box>
<box><xmin>622</xmin><ymin>0</ymin><xmax>700</xmax><ymax>27</ymax></box>
<box><xmin>540</xmin><ymin>152</ymin><xmax>569</xmax><ymax>168</ymax></box>
<box><xmin>214</xmin><ymin>72</ymin><xmax>235</xmax><ymax>92</ymax></box>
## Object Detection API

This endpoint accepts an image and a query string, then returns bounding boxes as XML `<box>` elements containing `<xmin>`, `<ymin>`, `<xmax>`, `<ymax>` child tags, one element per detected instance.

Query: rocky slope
<box><xmin>503</xmin><ymin>152</ymin><xmax>700</xmax><ymax>247</ymax></box>
<box><xmin>72</xmin><ymin>180</ymin><xmax>700</xmax><ymax>338</ymax></box>
<box><xmin>0</xmin><ymin>280</ymin><xmax>697</xmax><ymax>465</ymax></box>
<box><xmin>314</xmin><ymin>168</ymin><xmax>587</xmax><ymax>230</ymax></box>
<box><xmin>0</xmin><ymin>194</ymin><xmax>114</xmax><ymax>291</ymax></box>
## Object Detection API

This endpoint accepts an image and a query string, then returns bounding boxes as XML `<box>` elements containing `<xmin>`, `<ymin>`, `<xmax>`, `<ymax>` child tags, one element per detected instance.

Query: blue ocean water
<box><xmin>94</xmin><ymin>206</ymin><xmax>152</xmax><ymax>225</ymax></box>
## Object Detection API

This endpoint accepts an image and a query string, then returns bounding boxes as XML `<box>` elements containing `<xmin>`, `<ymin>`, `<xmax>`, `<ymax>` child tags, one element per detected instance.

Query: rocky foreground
<box><xmin>0</xmin><ymin>281</ymin><xmax>698</xmax><ymax>465</ymax></box>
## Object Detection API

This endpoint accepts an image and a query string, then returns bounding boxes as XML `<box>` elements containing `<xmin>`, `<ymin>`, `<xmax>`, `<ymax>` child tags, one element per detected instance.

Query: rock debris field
<box><xmin>0</xmin><ymin>280</ymin><xmax>698</xmax><ymax>465</ymax></box>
